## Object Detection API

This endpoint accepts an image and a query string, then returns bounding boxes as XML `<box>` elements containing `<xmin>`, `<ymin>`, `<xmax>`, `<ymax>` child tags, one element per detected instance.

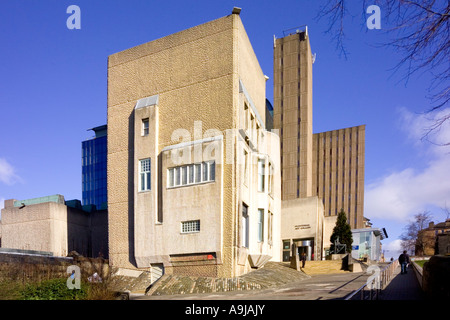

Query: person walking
<box><xmin>398</xmin><ymin>250</ymin><xmax>410</xmax><ymax>274</ymax></box>
<box><xmin>300</xmin><ymin>252</ymin><xmax>307</xmax><ymax>268</ymax></box>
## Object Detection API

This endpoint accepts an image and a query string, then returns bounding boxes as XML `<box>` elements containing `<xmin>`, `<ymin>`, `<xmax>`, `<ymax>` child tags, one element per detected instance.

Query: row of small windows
<box><xmin>139</xmin><ymin>159</ymin><xmax>216</xmax><ymax>192</ymax></box>
<box><xmin>167</xmin><ymin>161</ymin><xmax>215</xmax><ymax>188</ymax></box>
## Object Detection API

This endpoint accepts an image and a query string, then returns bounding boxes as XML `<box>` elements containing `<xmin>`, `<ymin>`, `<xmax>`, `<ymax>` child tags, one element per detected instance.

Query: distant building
<box><xmin>351</xmin><ymin>228</ymin><xmax>388</xmax><ymax>261</ymax></box>
<box><xmin>82</xmin><ymin>125</ymin><xmax>107</xmax><ymax>209</ymax></box>
<box><xmin>0</xmin><ymin>195</ymin><xmax>108</xmax><ymax>258</ymax></box>
<box><xmin>416</xmin><ymin>219</ymin><xmax>450</xmax><ymax>256</ymax></box>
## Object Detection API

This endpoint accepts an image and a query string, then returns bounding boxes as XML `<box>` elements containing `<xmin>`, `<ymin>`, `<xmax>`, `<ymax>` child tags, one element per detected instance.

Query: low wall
<box><xmin>422</xmin><ymin>255</ymin><xmax>450</xmax><ymax>300</ymax></box>
<box><xmin>411</xmin><ymin>261</ymin><xmax>423</xmax><ymax>288</ymax></box>
<box><xmin>0</xmin><ymin>252</ymin><xmax>109</xmax><ymax>283</ymax></box>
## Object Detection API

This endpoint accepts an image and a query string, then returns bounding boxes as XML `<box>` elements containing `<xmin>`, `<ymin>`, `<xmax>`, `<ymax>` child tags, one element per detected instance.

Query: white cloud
<box><xmin>382</xmin><ymin>239</ymin><xmax>403</xmax><ymax>260</ymax></box>
<box><xmin>365</xmin><ymin>107</ymin><xmax>450</xmax><ymax>222</ymax></box>
<box><xmin>0</xmin><ymin>158</ymin><xmax>21</xmax><ymax>185</ymax></box>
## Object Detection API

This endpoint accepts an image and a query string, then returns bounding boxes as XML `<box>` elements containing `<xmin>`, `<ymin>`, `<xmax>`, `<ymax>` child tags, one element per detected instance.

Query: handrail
<box><xmin>345</xmin><ymin>260</ymin><xmax>399</xmax><ymax>300</ymax></box>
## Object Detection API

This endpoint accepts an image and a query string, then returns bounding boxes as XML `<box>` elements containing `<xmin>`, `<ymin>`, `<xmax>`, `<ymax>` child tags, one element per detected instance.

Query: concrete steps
<box><xmin>145</xmin><ymin>262</ymin><xmax>310</xmax><ymax>296</ymax></box>
<box><xmin>300</xmin><ymin>260</ymin><xmax>351</xmax><ymax>275</ymax></box>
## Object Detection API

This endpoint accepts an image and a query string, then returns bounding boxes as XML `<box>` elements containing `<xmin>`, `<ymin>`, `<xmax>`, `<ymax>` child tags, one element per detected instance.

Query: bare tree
<box><xmin>442</xmin><ymin>202</ymin><xmax>450</xmax><ymax>220</ymax></box>
<box><xmin>316</xmin><ymin>0</ymin><xmax>450</xmax><ymax>145</ymax></box>
<box><xmin>400</xmin><ymin>211</ymin><xmax>433</xmax><ymax>255</ymax></box>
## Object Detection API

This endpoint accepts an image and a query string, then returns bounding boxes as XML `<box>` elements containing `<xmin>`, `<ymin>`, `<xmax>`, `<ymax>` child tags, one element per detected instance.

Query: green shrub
<box><xmin>21</xmin><ymin>278</ymin><xmax>88</xmax><ymax>300</ymax></box>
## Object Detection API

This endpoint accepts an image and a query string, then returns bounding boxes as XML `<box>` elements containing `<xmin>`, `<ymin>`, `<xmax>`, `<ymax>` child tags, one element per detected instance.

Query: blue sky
<box><xmin>0</xmin><ymin>1</ymin><xmax>449</xmax><ymax>260</ymax></box>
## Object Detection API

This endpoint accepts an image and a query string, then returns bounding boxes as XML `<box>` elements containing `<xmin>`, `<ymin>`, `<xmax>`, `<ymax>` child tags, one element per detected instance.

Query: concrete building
<box><xmin>312</xmin><ymin>125</ymin><xmax>366</xmax><ymax>228</ymax></box>
<box><xmin>351</xmin><ymin>228</ymin><xmax>388</xmax><ymax>261</ymax></box>
<box><xmin>273</xmin><ymin>27</ymin><xmax>366</xmax><ymax>262</ymax></box>
<box><xmin>0</xmin><ymin>195</ymin><xmax>108</xmax><ymax>258</ymax></box>
<box><xmin>107</xmin><ymin>9</ymin><xmax>281</xmax><ymax>278</ymax></box>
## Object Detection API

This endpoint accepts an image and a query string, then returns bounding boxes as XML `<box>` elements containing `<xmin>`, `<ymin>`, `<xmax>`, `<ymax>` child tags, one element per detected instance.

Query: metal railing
<box><xmin>345</xmin><ymin>259</ymin><xmax>399</xmax><ymax>300</ymax></box>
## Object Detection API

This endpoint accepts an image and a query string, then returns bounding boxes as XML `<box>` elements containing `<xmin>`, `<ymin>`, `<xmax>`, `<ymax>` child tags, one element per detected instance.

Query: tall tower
<box><xmin>273</xmin><ymin>28</ymin><xmax>365</xmax><ymax>229</ymax></box>
<box><xmin>273</xmin><ymin>28</ymin><xmax>313</xmax><ymax>200</ymax></box>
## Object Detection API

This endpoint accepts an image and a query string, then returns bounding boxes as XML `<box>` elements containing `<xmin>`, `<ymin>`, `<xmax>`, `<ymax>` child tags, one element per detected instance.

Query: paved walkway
<box><xmin>378</xmin><ymin>264</ymin><xmax>425</xmax><ymax>300</ymax></box>
<box><xmin>131</xmin><ymin>271</ymin><xmax>372</xmax><ymax>300</ymax></box>
<box><xmin>129</xmin><ymin>263</ymin><xmax>425</xmax><ymax>300</ymax></box>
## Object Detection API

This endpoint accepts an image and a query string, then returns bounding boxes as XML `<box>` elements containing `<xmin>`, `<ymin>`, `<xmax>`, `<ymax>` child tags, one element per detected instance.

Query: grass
<box><xmin>0</xmin><ymin>277</ymin><xmax>117</xmax><ymax>300</ymax></box>
<box><xmin>414</xmin><ymin>260</ymin><xmax>428</xmax><ymax>268</ymax></box>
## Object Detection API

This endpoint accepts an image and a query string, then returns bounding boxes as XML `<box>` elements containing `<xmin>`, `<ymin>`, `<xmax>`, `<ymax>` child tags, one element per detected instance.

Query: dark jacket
<box><xmin>399</xmin><ymin>253</ymin><xmax>410</xmax><ymax>264</ymax></box>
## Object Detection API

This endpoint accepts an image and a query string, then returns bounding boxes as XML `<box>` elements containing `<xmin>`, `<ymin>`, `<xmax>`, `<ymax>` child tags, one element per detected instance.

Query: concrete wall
<box><xmin>0</xmin><ymin>199</ymin><xmax>108</xmax><ymax>258</ymax></box>
<box><xmin>280</xmin><ymin>196</ymin><xmax>324</xmax><ymax>260</ymax></box>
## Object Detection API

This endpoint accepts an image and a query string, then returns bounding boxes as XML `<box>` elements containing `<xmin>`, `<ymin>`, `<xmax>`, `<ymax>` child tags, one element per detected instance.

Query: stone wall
<box><xmin>0</xmin><ymin>252</ymin><xmax>109</xmax><ymax>283</ymax></box>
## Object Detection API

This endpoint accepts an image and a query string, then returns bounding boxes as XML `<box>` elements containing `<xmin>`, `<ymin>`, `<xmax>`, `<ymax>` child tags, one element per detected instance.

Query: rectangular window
<box><xmin>242</xmin><ymin>203</ymin><xmax>249</xmax><ymax>248</ymax></box>
<box><xmin>268</xmin><ymin>211</ymin><xmax>273</xmax><ymax>245</ymax></box>
<box><xmin>188</xmin><ymin>164</ymin><xmax>194</xmax><ymax>184</ymax></box>
<box><xmin>168</xmin><ymin>168</ymin><xmax>174</xmax><ymax>187</ymax></box>
<box><xmin>142</xmin><ymin>118</ymin><xmax>149</xmax><ymax>136</ymax></box>
<box><xmin>202</xmin><ymin>161</ymin><xmax>208</xmax><ymax>181</ymax></box>
<box><xmin>258</xmin><ymin>209</ymin><xmax>264</xmax><ymax>242</ymax></box>
<box><xmin>209</xmin><ymin>161</ymin><xmax>215</xmax><ymax>181</ymax></box>
<box><xmin>167</xmin><ymin>161</ymin><xmax>215</xmax><ymax>188</ymax></box>
<box><xmin>181</xmin><ymin>220</ymin><xmax>200</xmax><ymax>233</ymax></box>
<box><xmin>243</xmin><ymin>150</ymin><xmax>248</xmax><ymax>186</ymax></box>
<box><xmin>258</xmin><ymin>159</ymin><xmax>265</xmax><ymax>192</ymax></box>
<box><xmin>268</xmin><ymin>162</ymin><xmax>273</xmax><ymax>195</ymax></box>
<box><xmin>175</xmin><ymin>167</ymin><xmax>181</xmax><ymax>186</ymax></box>
<box><xmin>139</xmin><ymin>158</ymin><xmax>151</xmax><ymax>191</ymax></box>
<box><xmin>195</xmin><ymin>163</ymin><xmax>201</xmax><ymax>183</ymax></box>
<box><xmin>182</xmin><ymin>166</ymin><xmax>187</xmax><ymax>185</ymax></box>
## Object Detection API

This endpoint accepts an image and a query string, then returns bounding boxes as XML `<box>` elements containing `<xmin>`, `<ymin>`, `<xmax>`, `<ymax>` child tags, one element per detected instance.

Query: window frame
<box><xmin>142</xmin><ymin>118</ymin><xmax>149</xmax><ymax>136</ymax></box>
<box><xmin>181</xmin><ymin>220</ymin><xmax>200</xmax><ymax>234</ymax></box>
<box><xmin>257</xmin><ymin>208</ymin><xmax>264</xmax><ymax>243</ymax></box>
<box><xmin>139</xmin><ymin>158</ymin><xmax>151</xmax><ymax>192</ymax></box>
<box><xmin>167</xmin><ymin>161</ymin><xmax>216</xmax><ymax>189</ymax></box>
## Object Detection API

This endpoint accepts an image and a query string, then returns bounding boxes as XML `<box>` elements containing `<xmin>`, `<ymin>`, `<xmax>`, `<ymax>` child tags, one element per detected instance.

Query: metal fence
<box><xmin>345</xmin><ymin>259</ymin><xmax>399</xmax><ymax>300</ymax></box>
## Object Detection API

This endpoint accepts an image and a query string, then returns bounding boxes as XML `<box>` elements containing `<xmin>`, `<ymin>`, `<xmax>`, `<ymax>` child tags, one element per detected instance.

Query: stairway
<box><xmin>300</xmin><ymin>260</ymin><xmax>351</xmax><ymax>275</ymax></box>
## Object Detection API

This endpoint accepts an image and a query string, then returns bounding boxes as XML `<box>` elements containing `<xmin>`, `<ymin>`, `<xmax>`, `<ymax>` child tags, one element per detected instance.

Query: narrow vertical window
<box><xmin>168</xmin><ymin>168</ymin><xmax>174</xmax><ymax>187</ymax></box>
<box><xmin>243</xmin><ymin>150</ymin><xmax>248</xmax><ymax>186</ymax></box>
<box><xmin>258</xmin><ymin>209</ymin><xmax>264</xmax><ymax>242</ymax></box>
<box><xmin>242</xmin><ymin>203</ymin><xmax>249</xmax><ymax>248</ymax></box>
<box><xmin>181</xmin><ymin>166</ymin><xmax>187</xmax><ymax>185</ymax></box>
<box><xmin>258</xmin><ymin>159</ymin><xmax>265</xmax><ymax>192</ymax></box>
<box><xmin>175</xmin><ymin>167</ymin><xmax>181</xmax><ymax>186</ymax></box>
<box><xmin>142</xmin><ymin>118</ymin><xmax>149</xmax><ymax>136</ymax></box>
<box><xmin>139</xmin><ymin>158</ymin><xmax>151</xmax><ymax>191</ymax></box>
<box><xmin>188</xmin><ymin>164</ymin><xmax>194</xmax><ymax>184</ymax></box>
<box><xmin>244</xmin><ymin>103</ymin><xmax>249</xmax><ymax>131</ymax></box>
<box><xmin>268</xmin><ymin>211</ymin><xmax>273</xmax><ymax>245</ymax></box>
<box><xmin>202</xmin><ymin>162</ymin><xmax>208</xmax><ymax>182</ymax></box>
<box><xmin>195</xmin><ymin>163</ymin><xmax>201</xmax><ymax>183</ymax></box>
<box><xmin>209</xmin><ymin>161</ymin><xmax>215</xmax><ymax>181</ymax></box>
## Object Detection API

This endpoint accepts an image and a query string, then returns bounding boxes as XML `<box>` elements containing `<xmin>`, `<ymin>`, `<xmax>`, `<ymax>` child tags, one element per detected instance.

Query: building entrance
<box><xmin>295</xmin><ymin>239</ymin><xmax>314</xmax><ymax>261</ymax></box>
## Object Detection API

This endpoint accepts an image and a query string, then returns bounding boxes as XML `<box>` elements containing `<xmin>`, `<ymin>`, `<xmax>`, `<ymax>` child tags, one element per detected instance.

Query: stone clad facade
<box><xmin>107</xmin><ymin>11</ymin><xmax>281</xmax><ymax>278</ymax></box>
